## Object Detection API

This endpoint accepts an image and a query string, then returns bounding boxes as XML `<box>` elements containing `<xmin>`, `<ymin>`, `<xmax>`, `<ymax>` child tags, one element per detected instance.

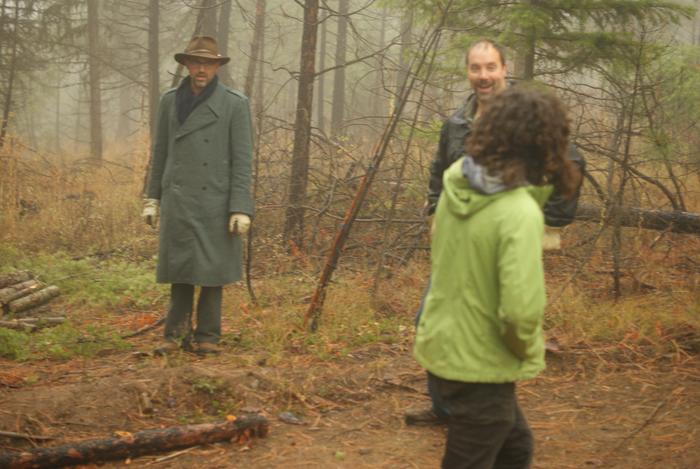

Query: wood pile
<box><xmin>0</xmin><ymin>270</ymin><xmax>64</xmax><ymax>331</ymax></box>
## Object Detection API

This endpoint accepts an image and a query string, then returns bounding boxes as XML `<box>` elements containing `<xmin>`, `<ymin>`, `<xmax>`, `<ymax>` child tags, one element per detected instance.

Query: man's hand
<box><xmin>142</xmin><ymin>198</ymin><xmax>159</xmax><ymax>227</ymax></box>
<box><xmin>228</xmin><ymin>213</ymin><xmax>251</xmax><ymax>235</ymax></box>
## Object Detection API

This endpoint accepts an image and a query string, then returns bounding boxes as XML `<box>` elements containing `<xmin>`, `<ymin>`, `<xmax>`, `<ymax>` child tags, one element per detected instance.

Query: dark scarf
<box><xmin>175</xmin><ymin>75</ymin><xmax>218</xmax><ymax>125</ymax></box>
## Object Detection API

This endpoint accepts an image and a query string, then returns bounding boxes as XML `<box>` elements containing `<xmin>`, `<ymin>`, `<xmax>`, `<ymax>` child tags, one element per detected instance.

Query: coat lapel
<box><xmin>174</xmin><ymin>84</ymin><xmax>226</xmax><ymax>140</ymax></box>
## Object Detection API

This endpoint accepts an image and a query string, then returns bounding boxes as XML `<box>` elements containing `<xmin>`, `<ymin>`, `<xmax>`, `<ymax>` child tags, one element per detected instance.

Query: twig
<box><xmin>548</xmin><ymin>223</ymin><xmax>607</xmax><ymax>305</ymax></box>
<box><xmin>0</xmin><ymin>430</ymin><xmax>55</xmax><ymax>441</ymax></box>
<box><xmin>122</xmin><ymin>317</ymin><xmax>165</xmax><ymax>339</ymax></box>
<box><xmin>148</xmin><ymin>445</ymin><xmax>199</xmax><ymax>465</ymax></box>
<box><xmin>604</xmin><ymin>400</ymin><xmax>666</xmax><ymax>460</ymax></box>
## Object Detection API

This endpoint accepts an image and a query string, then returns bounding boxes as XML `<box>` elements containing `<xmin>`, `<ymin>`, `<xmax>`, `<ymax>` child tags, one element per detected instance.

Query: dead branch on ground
<box><xmin>0</xmin><ymin>415</ymin><xmax>269</xmax><ymax>469</ymax></box>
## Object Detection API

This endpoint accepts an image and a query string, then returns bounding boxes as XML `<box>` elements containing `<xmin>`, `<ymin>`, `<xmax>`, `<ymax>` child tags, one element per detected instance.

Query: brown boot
<box><xmin>194</xmin><ymin>342</ymin><xmax>221</xmax><ymax>356</ymax></box>
<box><xmin>153</xmin><ymin>340</ymin><xmax>180</xmax><ymax>356</ymax></box>
<box><xmin>404</xmin><ymin>407</ymin><xmax>448</xmax><ymax>426</ymax></box>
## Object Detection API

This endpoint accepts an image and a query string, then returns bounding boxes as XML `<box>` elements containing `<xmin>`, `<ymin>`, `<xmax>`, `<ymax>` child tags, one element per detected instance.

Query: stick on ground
<box><xmin>0</xmin><ymin>415</ymin><xmax>269</xmax><ymax>469</ymax></box>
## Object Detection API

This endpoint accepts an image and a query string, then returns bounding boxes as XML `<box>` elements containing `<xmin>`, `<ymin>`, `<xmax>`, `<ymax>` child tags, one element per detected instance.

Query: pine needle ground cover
<box><xmin>0</xmin><ymin>145</ymin><xmax>698</xmax><ymax>467</ymax></box>
<box><xmin>0</xmin><ymin>242</ymin><xmax>698</xmax><ymax>467</ymax></box>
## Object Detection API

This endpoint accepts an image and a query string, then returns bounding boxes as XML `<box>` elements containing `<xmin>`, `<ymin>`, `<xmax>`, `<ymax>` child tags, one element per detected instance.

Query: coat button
<box><xmin>204</xmin><ymin>138</ymin><xmax>209</xmax><ymax>143</ymax></box>
<box><xmin>202</xmin><ymin>186</ymin><xmax>207</xmax><ymax>190</ymax></box>
<box><xmin>203</xmin><ymin>162</ymin><xmax>208</xmax><ymax>166</ymax></box>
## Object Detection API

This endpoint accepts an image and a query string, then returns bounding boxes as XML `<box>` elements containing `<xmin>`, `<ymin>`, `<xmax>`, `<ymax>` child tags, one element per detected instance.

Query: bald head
<box><xmin>467</xmin><ymin>40</ymin><xmax>506</xmax><ymax>67</ymax></box>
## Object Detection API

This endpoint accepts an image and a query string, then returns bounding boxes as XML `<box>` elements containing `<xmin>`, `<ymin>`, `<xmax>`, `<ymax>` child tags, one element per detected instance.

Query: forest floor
<box><xmin>1</xmin><ymin>309</ymin><xmax>698</xmax><ymax>469</ymax></box>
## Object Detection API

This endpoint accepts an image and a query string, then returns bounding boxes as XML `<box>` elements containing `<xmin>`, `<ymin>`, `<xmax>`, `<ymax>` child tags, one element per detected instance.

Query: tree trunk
<box><xmin>0</xmin><ymin>1</ymin><xmax>19</xmax><ymax>148</ymax></box>
<box><xmin>316</xmin><ymin>7</ymin><xmax>327</xmax><ymax>133</ymax></box>
<box><xmin>115</xmin><ymin>83</ymin><xmax>132</xmax><ymax>140</ymax></box>
<box><xmin>305</xmin><ymin>2</ymin><xmax>451</xmax><ymax>331</ymax></box>
<box><xmin>55</xmin><ymin>78</ymin><xmax>61</xmax><ymax>151</ymax></box>
<box><xmin>217</xmin><ymin>0</ymin><xmax>234</xmax><ymax>86</ymax></box>
<box><xmin>521</xmin><ymin>33</ymin><xmax>536</xmax><ymax>80</ymax></box>
<box><xmin>0</xmin><ymin>416</ymin><xmax>269</xmax><ymax>469</ymax></box>
<box><xmin>87</xmin><ymin>0</ymin><xmax>103</xmax><ymax>160</ymax></box>
<box><xmin>245</xmin><ymin>0</ymin><xmax>267</xmax><ymax>304</ymax></box>
<box><xmin>372</xmin><ymin>5</ymin><xmax>387</xmax><ymax>121</ymax></box>
<box><xmin>394</xmin><ymin>8</ymin><xmax>413</xmax><ymax>111</ymax></box>
<box><xmin>330</xmin><ymin>0</ymin><xmax>348</xmax><ymax>137</ymax></box>
<box><xmin>372</xmin><ymin>35</ymin><xmax>441</xmax><ymax>295</ymax></box>
<box><xmin>244</xmin><ymin>0</ymin><xmax>266</xmax><ymax>98</ymax></box>
<box><xmin>200</xmin><ymin>0</ymin><xmax>218</xmax><ymax>36</ymax></box>
<box><xmin>513</xmin><ymin>0</ymin><xmax>536</xmax><ymax>80</ymax></box>
<box><xmin>283</xmin><ymin>0</ymin><xmax>320</xmax><ymax>249</ymax></box>
<box><xmin>575</xmin><ymin>204</ymin><xmax>700</xmax><ymax>234</ymax></box>
<box><xmin>148</xmin><ymin>0</ymin><xmax>159</xmax><ymax>135</ymax></box>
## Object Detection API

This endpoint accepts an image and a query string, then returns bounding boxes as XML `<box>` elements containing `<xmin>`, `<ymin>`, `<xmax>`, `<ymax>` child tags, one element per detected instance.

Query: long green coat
<box><xmin>145</xmin><ymin>83</ymin><xmax>253</xmax><ymax>286</ymax></box>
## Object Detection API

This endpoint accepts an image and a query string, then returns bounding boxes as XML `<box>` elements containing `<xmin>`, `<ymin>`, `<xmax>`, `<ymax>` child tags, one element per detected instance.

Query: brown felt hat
<box><xmin>174</xmin><ymin>36</ymin><xmax>230</xmax><ymax>65</ymax></box>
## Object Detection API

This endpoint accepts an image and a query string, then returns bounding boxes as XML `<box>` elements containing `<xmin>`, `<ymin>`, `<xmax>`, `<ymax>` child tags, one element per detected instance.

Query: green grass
<box><xmin>547</xmin><ymin>289</ymin><xmax>700</xmax><ymax>353</ymax></box>
<box><xmin>0</xmin><ymin>244</ymin><xmax>166</xmax><ymax>309</ymax></box>
<box><xmin>0</xmin><ymin>243</ymin><xmax>157</xmax><ymax>361</ymax></box>
<box><xmin>0</xmin><ymin>328</ymin><xmax>30</xmax><ymax>360</ymax></box>
<box><xmin>0</xmin><ymin>322</ymin><xmax>130</xmax><ymax>360</ymax></box>
<box><xmin>2</xmin><ymin>239</ymin><xmax>697</xmax><ymax>365</ymax></box>
<box><xmin>224</xmin><ymin>274</ymin><xmax>412</xmax><ymax>363</ymax></box>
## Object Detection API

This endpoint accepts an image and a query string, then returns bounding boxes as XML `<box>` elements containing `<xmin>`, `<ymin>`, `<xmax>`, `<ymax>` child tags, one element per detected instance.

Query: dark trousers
<box><xmin>416</xmin><ymin>277</ymin><xmax>450</xmax><ymax>420</ymax></box>
<box><xmin>164</xmin><ymin>283</ymin><xmax>222</xmax><ymax>344</ymax></box>
<box><xmin>428</xmin><ymin>373</ymin><xmax>533</xmax><ymax>469</ymax></box>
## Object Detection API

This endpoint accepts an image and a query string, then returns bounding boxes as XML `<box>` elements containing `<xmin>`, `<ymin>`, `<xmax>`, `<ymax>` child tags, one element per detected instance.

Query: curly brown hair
<box><xmin>466</xmin><ymin>85</ymin><xmax>581</xmax><ymax>198</ymax></box>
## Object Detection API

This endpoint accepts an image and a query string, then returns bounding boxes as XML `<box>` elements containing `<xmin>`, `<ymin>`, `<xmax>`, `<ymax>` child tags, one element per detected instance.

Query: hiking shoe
<box><xmin>404</xmin><ymin>407</ymin><xmax>448</xmax><ymax>426</ymax></box>
<box><xmin>194</xmin><ymin>342</ymin><xmax>221</xmax><ymax>356</ymax></box>
<box><xmin>153</xmin><ymin>341</ymin><xmax>180</xmax><ymax>356</ymax></box>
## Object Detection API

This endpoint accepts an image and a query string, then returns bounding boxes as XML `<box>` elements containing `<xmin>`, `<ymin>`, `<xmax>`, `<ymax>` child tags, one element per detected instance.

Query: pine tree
<box><xmin>399</xmin><ymin>0</ymin><xmax>692</xmax><ymax>80</ymax></box>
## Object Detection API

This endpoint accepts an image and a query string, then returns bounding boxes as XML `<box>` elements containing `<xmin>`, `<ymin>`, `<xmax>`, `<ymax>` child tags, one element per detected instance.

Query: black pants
<box><xmin>428</xmin><ymin>373</ymin><xmax>533</xmax><ymax>469</ymax></box>
<box><xmin>164</xmin><ymin>283</ymin><xmax>222</xmax><ymax>344</ymax></box>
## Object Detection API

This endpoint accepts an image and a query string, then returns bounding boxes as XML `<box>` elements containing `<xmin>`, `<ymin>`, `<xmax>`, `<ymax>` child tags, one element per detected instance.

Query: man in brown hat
<box><xmin>142</xmin><ymin>36</ymin><xmax>254</xmax><ymax>356</ymax></box>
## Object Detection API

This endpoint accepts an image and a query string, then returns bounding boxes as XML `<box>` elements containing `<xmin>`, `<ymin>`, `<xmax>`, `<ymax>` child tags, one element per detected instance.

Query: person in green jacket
<box><xmin>406</xmin><ymin>38</ymin><xmax>585</xmax><ymax>428</ymax></box>
<box><xmin>142</xmin><ymin>36</ymin><xmax>254</xmax><ymax>356</ymax></box>
<box><xmin>413</xmin><ymin>85</ymin><xmax>581</xmax><ymax>468</ymax></box>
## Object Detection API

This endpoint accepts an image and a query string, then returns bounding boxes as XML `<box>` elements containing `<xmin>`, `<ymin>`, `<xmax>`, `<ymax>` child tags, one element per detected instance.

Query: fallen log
<box><xmin>0</xmin><ymin>271</ymin><xmax>33</xmax><ymax>289</ymax></box>
<box><xmin>7</xmin><ymin>286</ymin><xmax>60</xmax><ymax>314</ymax></box>
<box><xmin>576</xmin><ymin>204</ymin><xmax>700</xmax><ymax>235</ymax></box>
<box><xmin>0</xmin><ymin>317</ymin><xmax>66</xmax><ymax>331</ymax></box>
<box><xmin>0</xmin><ymin>415</ymin><xmax>269</xmax><ymax>469</ymax></box>
<box><xmin>0</xmin><ymin>280</ymin><xmax>43</xmax><ymax>306</ymax></box>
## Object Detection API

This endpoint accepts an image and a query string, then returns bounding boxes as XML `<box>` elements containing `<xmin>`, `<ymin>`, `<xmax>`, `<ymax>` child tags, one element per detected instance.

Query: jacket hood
<box><xmin>461</xmin><ymin>155</ymin><xmax>507</xmax><ymax>195</ymax></box>
<box><xmin>442</xmin><ymin>156</ymin><xmax>552</xmax><ymax>219</ymax></box>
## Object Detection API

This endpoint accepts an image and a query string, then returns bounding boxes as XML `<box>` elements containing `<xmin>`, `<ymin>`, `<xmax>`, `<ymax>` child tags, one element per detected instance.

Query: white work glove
<box><xmin>228</xmin><ymin>213</ymin><xmax>251</xmax><ymax>235</ymax></box>
<box><xmin>142</xmin><ymin>198</ymin><xmax>159</xmax><ymax>227</ymax></box>
<box><xmin>542</xmin><ymin>226</ymin><xmax>562</xmax><ymax>251</ymax></box>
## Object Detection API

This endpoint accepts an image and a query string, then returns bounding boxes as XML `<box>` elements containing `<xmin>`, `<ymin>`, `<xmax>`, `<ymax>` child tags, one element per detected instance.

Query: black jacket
<box><xmin>426</xmin><ymin>94</ymin><xmax>585</xmax><ymax>227</ymax></box>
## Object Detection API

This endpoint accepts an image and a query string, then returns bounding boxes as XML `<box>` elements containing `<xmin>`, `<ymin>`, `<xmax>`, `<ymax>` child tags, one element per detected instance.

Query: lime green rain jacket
<box><xmin>414</xmin><ymin>157</ymin><xmax>553</xmax><ymax>383</ymax></box>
